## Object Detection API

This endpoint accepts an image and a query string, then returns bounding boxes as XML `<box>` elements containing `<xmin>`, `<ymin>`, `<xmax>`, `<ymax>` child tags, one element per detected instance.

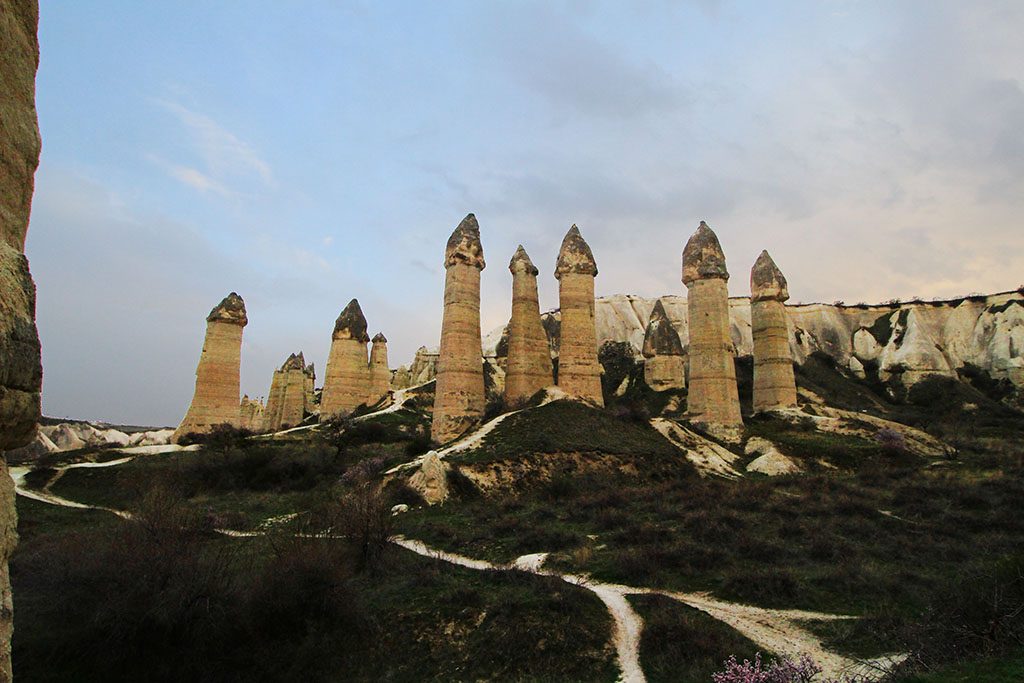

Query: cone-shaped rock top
<box><xmin>281</xmin><ymin>352</ymin><xmax>305</xmax><ymax>372</ymax></box>
<box><xmin>509</xmin><ymin>244</ymin><xmax>539</xmax><ymax>276</ymax></box>
<box><xmin>555</xmin><ymin>225</ymin><xmax>598</xmax><ymax>278</ymax></box>
<box><xmin>750</xmin><ymin>250</ymin><xmax>789</xmax><ymax>302</ymax></box>
<box><xmin>372</xmin><ymin>332</ymin><xmax>388</xmax><ymax>344</ymax></box>
<box><xmin>333</xmin><ymin>299</ymin><xmax>370</xmax><ymax>341</ymax></box>
<box><xmin>642</xmin><ymin>299</ymin><xmax>685</xmax><ymax>358</ymax></box>
<box><xmin>207</xmin><ymin>292</ymin><xmax>248</xmax><ymax>325</ymax></box>
<box><xmin>304</xmin><ymin>362</ymin><xmax>315</xmax><ymax>377</ymax></box>
<box><xmin>445</xmin><ymin>213</ymin><xmax>486</xmax><ymax>270</ymax></box>
<box><xmin>682</xmin><ymin>221</ymin><xmax>729</xmax><ymax>284</ymax></box>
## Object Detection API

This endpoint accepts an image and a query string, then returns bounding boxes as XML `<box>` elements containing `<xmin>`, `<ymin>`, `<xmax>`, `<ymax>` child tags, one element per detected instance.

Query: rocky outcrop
<box><xmin>744</xmin><ymin>436</ymin><xmax>801</xmax><ymax>476</ymax></box>
<box><xmin>368</xmin><ymin>333</ymin><xmax>390</xmax><ymax>405</ymax></box>
<box><xmin>505</xmin><ymin>246</ymin><xmax>553</xmax><ymax>405</ymax></box>
<box><xmin>750</xmin><ymin>251</ymin><xmax>797</xmax><ymax>412</ymax></box>
<box><xmin>392</xmin><ymin>346</ymin><xmax>439</xmax><ymax>390</ymax></box>
<box><xmin>239</xmin><ymin>396</ymin><xmax>264</xmax><ymax>431</ymax></box>
<box><xmin>263</xmin><ymin>353</ymin><xmax>307</xmax><ymax>431</ymax></box>
<box><xmin>432</xmin><ymin>214</ymin><xmax>486</xmax><ymax>443</ymax></box>
<box><xmin>642</xmin><ymin>299</ymin><xmax>686</xmax><ymax>391</ymax></box>
<box><xmin>407</xmin><ymin>451</ymin><xmax>448</xmax><ymax>505</ymax></box>
<box><xmin>682</xmin><ymin>222</ymin><xmax>742</xmax><ymax>427</ymax></box>
<box><xmin>321</xmin><ymin>299</ymin><xmax>371</xmax><ymax>419</ymax></box>
<box><xmin>172</xmin><ymin>293</ymin><xmax>247</xmax><ymax>442</ymax></box>
<box><xmin>1</xmin><ymin>2</ymin><xmax>42</xmax><ymax>666</ymax></box>
<box><xmin>304</xmin><ymin>363</ymin><xmax>316</xmax><ymax>412</ymax></box>
<box><xmin>554</xmin><ymin>226</ymin><xmax>603</xmax><ymax>406</ymax></box>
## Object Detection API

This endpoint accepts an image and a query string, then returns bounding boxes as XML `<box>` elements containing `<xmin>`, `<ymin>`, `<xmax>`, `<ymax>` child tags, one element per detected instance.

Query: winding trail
<box><xmin>10</xmin><ymin>448</ymin><xmax>888</xmax><ymax>682</ymax></box>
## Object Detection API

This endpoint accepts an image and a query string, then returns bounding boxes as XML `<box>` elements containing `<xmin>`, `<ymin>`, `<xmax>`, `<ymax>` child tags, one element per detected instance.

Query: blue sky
<box><xmin>26</xmin><ymin>1</ymin><xmax>1024</xmax><ymax>425</ymax></box>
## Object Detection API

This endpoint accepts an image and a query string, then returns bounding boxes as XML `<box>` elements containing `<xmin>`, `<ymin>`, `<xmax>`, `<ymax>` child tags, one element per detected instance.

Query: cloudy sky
<box><xmin>27</xmin><ymin>1</ymin><xmax>1024</xmax><ymax>426</ymax></box>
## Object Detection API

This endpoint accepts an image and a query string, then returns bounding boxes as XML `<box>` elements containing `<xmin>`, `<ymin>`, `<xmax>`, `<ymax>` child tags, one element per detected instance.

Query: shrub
<box><xmin>713</xmin><ymin>653</ymin><xmax>829</xmax><ymax>683</ymax></box>
<box><xmin>178</xmin><ymin>423</ymin><xmax>252</xmax><ymax>449</ymax></box>
<box><xmin>874</xmin><ymin>428</ymin><xmax>906</xmax><ymax>455</ymax></box>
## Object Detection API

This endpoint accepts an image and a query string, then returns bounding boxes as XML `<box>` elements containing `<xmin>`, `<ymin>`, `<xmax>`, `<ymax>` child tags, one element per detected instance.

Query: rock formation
<box><xmin>172</xmin><ymin>293</ymin><xmax>248</xmax><ymax>442</ymax></box>
<box><xmin>321</xmin><ymin>299</ymin><xmax>372</xmax><ymax>419</ymax></box>
<box><xmin>682</xmin><ymin>222</ymin><xmax>742</xmax><ymax>426</ymax></box>
<box><xmin>391</xmin><ymin>346</ymin><xmax>439</xmax><ymax>390</ymax></box>
<box><xmin>303</xmin><ymin>362</ymin><xmax>316</xmax><ymax>411</ymax></box>
<box><xmin>368</xmin><ymin>333</ymin><xmax>390</xmax><ymax>405</ymax></box>
<box><xmin>407</xmin><ymin>451</ymin><xmax>448</xmax><ymax>505</ymax></box>
<box><xmin>504</xmin><ymin>245</ymin><xmax>554</xmax><ymax>405</ymax></box>
<box><xmin>554</xmin><ymin>225</ymin><xmax>603</xmax><ymax>405</ymax></box>
<box><xmin>750</xmin><ymin>250</ymin><xmax>797</xmax><ymax>412</ymax></box>
<box><xmin>432</xmin><ymin>214</ymin><xmax>486</xmax><ymax>443</ymax></box>
<box><xmin>239</xmin><ymin>395</ymin><xmax>264</xmax><ymax>431</ymax></box>
<box><xmin>263</xmin><ymin>352</ymin><xmax>307</xmax><ymax>431</ymax></box>
<box><xmin>1</xmin><ymin>2</ymin><xmax>42</xmax><ymax>673</ymax></box>
<box><xmin>642</xmin><ymin>299</ymin><xmax>686</xmax><ymax>391</ymax></box>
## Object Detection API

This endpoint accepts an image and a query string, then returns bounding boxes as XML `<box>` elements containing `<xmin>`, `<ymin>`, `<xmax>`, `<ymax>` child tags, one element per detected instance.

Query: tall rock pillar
<box><xmin>432</xmin><ymin>214</ymin><xmax>486</xmax><ymax>443</ymax></box>
<box><xmin>368</xmin><ymin>332</ymin><xmax>390</xmax><ymax>405</ymax></box>
<box><xmin>172</xmin><ymin>293</ymin><xmax>248</xmax><ymax>442</ymax></box>
<box><xmin>0</xmin><ymin>1</ymin><xmax>43</xmax><ymax>676</ymax></box>
<box><xmin>750</xmin><ymin>250</ymin><xmax>797</xmax><ymax>412</ymax></box>
<box><xmin>505</xmin><ymin>245</ymin><xmax>553</xmax><ymax>406</ymax></box>
<box><xmin>554</xmin><ymin>225</ymin><xmax>603</xmax><ymax>406</ymax></box>
<box><xmin>263</xmin><ymin>352</ymin><xmax>307</xmax><ymax>431</ymax></box>
<box><xmin>321</xmin><ymin>299</ymin><xmax>371</xmax><ymax>418</ymax></box>
<box><xmin>682</xmin><ymin>222</ymin><xmax>742</xmax><ymax>426</ymax></box>
<box><xmin>642</xmin><ymin>299</ymin><xmax>686</xmax><ymax>391</ymax></box>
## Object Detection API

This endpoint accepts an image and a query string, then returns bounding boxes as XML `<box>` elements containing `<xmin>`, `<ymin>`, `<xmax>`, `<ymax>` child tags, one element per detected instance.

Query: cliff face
<box><xmin>0</xmin><ymin>0</ymin><xmax>42</xmax><ymax>677</ymax></box>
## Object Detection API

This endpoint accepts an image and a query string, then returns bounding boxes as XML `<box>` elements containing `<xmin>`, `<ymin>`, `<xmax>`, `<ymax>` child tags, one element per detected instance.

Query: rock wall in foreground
<box><xmin>0</xmin><ymin>0</ymin><xmax>43</xmax><ymax>677</ymax></box>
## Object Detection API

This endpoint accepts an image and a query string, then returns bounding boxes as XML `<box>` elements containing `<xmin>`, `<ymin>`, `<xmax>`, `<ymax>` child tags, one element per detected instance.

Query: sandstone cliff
<box><xmin>0</xmin><ymin>1</ymin><xmax>41</xmax><ymax>675</ymax></box>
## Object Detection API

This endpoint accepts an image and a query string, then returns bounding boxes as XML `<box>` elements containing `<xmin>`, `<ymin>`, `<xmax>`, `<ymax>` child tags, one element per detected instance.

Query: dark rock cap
<box><xmin>682</xmin><ymin>221</ymin><xmax>729</xmax><ymax>284</ymax></box>
<box><xmin>281</xmin><ymin>352</ymin><xmax>306</xmax><ymax>372</ymax></box>
<box><xmin>333</xmin><ymin>299</ymin><xmax>370</xmax><ymax>341</ymax></box>
<box><xmin>554</xmin><ymin>225</ymin><xmax>598</xmax><ymax>279</ymax></box>
<box><xmin>372</xmin><ymin>332</ymin><xmax>388</xmax><ymax>344</ymax></box>
<box><xmin>642</xmin><ymin>300</ymin><xmax>684</xmax><ymax>358</ymax></box>
<box><xmin>509</xmin><ymin>244</ymin><xmax>539</xmax><ymax>276</ymax></box>
<box><xmin>304</xmin><ymin>362</ymin><xmax>315</xmax><ymax>378</ymax></box>
<box><xmin>445</xmin><ymin>213</ymin><xmax>486</xmax><ymax>270</ymax></box>
<box><xmin>750</xmin><ymin>250</ymin><xmax>789</xmax><ymax>302</ymax></box>
<box><xmin>207</xmin><ymin>292</ymin><xmax>248</xmax><ymax>325</ymax></box>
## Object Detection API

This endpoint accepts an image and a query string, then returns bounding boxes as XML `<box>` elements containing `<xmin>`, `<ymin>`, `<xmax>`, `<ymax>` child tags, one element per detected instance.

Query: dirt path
<box><xmin>10</xmin><ymin>460</ymin><xmax>884</xmax><ymax>682</ymax></box>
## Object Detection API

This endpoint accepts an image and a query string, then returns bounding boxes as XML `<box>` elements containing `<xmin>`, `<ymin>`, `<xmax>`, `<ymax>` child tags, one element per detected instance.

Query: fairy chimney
<box><xmin>239</xmin><ymin>395</ymin><xmax>265</xmax><ymax>431</ymax></box>
<box><xmin>368</xmin><ymin>332</ymin><xmax>391</xmax><ymax>405</ymax></box>
<box><xmin>554</xmin><ymin>225</ymin><xmax>603</xmax><ymax>405</ymax></box>
<box><xmin>750</xmin><ymin>250</ymin><xmax>797</xmax><ymax>412</ymax></box>
<box><xmin>642</xmin><ymin>299</ymin><xmax>686</xmax><ymax>391</ymax></box>
<box><xmin>432</xmin><ymin>213</ymin><xmax>486</xmax><ymax>443</ymax></box>
<box><xmin>321</xmin><ymin>299</ymin><xmax>371</xmax><ymax>418</ymax></box>
<box><xmin>682</xmin><ymin>222</ymin><xmax>742</xmax><ymax>426</ymax></box>
<box><xmin>304</xmin><ymin>362</ymin><xmax>316</xmax><ymax>410</ymax></box>
<box><xmin>1</xmin><ymin>1</ymin><xmax>43</xmax><ymax>674</ymax></box>
<box><xmin>504</xmin><ymin>246</ymin><xmax>554</xmax><ymax>405</ymax></box>
<box><xmin>172</xmin><ymin>293</ymin><xmax>248</xmax><ymax>442</ymax></box>
<box><xmin>263</xmin><ymin>352</ymin><xmax>308</xmax><ymax>431</ymax></box>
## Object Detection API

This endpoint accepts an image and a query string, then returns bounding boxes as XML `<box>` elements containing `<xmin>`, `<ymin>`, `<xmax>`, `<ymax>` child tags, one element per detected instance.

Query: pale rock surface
<box><xmin>367</xmin><ymin>333</ymin><xmax>390</xmax><ymax>405</ymax></box>
<box><xmin>172</xmin><ymin>293</ymin><xmax>247</xmax><ymax>442</ymax></box>
<box><xmin>554</xmin><ymin>225</ymin><xmax>603</xmax><ymax>405</ymax></box>
<box><xmin>391</xmin><ymin>346</ymin><xmax>439</xmax><ymax>389</ymax></box>
<box><xmin>127</xmin><ymin>428</ymin><xmax>174</xmax><ymax>447</ymax></box>
<box><xmin>682</xmin><ymin>222</ymin><xmax>742</xmax><ymax>426</ymax></box>
<box><xmin>0</xmin><ymin>1</ymin><xmax>42</xmax><ymax>673</ymax></box>
<box><xmin>407</xmin><ymin>451</ymin><xmax>448</xmax><ymax>505</ymax></box>
<box><xmin>432</xmin><ymin>214</ymin><xmax>486</xmax><ymax>442</ymax></box>
<box><xmin>263</xmin><ymin>353</ymin><xmax>308</xmax><ymax>431</ymax></box>
<box><xmin>750</xmin><ymin>250</ymin><xmax>797</xmax><ymax>412</ymax></box>
<box><xmin>744</xmin><ymin>437</ymin><xmax>801</xmax><ymax>476</ymax></box>
<box><xmin>4</xmin><ymin>426</ymin><xmax>56</xmax><ymax>460</ymax></box>
<box><xmin>321</xmin><ymin>299</ymin><xmax>371</xmax><ymax>418</ymax></box>
<box><xmin>48</xmin><ymin>423</ymin><xmax>85</xmax><ymax>451</ymax></box>
<box><xmin>505</xmin><ymin>245</ymin><xmax>554</xmax><ymax>405</ymax></box>
<box><xmin>239</xmin><ymin>395</ymin><xmax>265</xmax><ymax>431</ymax></box>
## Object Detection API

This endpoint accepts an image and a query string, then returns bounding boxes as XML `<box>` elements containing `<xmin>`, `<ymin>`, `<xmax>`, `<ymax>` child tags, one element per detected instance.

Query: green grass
<box><xmin>895</xmin><ymin>649</ymin><xmax>1024</xmax><ymax>682</ymax></box>
<box><xmin>629</xmin><ymin>594</ymin><xmax>769</xmax><ymax>682</ymax></box>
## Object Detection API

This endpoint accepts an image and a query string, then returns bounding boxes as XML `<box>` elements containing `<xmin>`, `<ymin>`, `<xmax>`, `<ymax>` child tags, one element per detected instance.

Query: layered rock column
<box><xmin>682</xmin><ymin>222</ymin><xmax>742</xmax><ymax>426</ymax></box>
<box><xmin>172</xmin><ymin>293</ymin><xmax>248</xmax><ymax>441</ymax></box>
<box><xmin>303</xmin><ymin>363</ymin><xmax>315</xmax><ymax>411</ymax></box>
<box><xmin>321</xmin><ymin>299</ymin><xmax>371</xmax><ymax>418</ymax></box>
<box><xmin>554</xmin><ymin>226</ymin><xmax>603</xmax><ymax>406</ymax></box>
<box><xmin>432</xmin><ymin>214</ymin><xmax>486</xmax><ymax>443</ymax></box>
<box><xmin>263</xmin><ymin>353</ymin><xmax>307</xmax><ymax>431</ymax></box>
<box><xmin>239</xmin><ymin>395</ymin><xmax>265</xmax><ymax>431</ymax></box>
<box><xmin>642</xmin><ymin>299</ymin><xmax>686</xmax><ymax>391</ymax></box>
<box><xmin>0</xmin><ymin>1</ymin><xmax>42</xmax><ymax>675</ymax></box>
<box><xmin>750</xmin><ymin>251</ymin><xmax>798</xmax><ymax>412</ymax></box>
<box><xmin>367</xmin><ymin>333</ymin><xmax>390</xmax><ymax>405</ymax></box>
<box><xmin>504</xmin><ymin>246</ymin><xmax>554</xmax><ymax>405</ymax></box>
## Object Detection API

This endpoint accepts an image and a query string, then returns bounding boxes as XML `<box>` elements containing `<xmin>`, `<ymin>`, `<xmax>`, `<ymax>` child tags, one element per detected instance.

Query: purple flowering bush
<box><xmin>712</xmin><ymin>653</ymin><xmax>838</xmax><ymax>683</ymax></box>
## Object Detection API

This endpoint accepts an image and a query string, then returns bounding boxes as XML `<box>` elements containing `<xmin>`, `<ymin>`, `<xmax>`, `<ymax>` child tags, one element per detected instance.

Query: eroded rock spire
<box><xmin>555</xmin><ymin>225</ymin><xmax>603</xmax><ymax>405</ymax></box>
<box><xmin>642</xmin><ymin>299</ymin><xmax>687</xmax><ymax>392</ymax></box>
<box><xmin>368</xmin><ymin>332</ymin><xmax>391</xmax><ymax>405</ymax></box>
<box><xmin>505</xmin><ymin>245</ymin><xmax>553</xmax><ymax>405</ymax></box>
<box><xmin>321</xmin><ymin>299</ymin><xmax>371</xmax><ymax>417</ymax></box>
<box><xmin>750</xmin><ymin>250</ymin><xmax>797</xmax><ymax>412</ymax></box>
